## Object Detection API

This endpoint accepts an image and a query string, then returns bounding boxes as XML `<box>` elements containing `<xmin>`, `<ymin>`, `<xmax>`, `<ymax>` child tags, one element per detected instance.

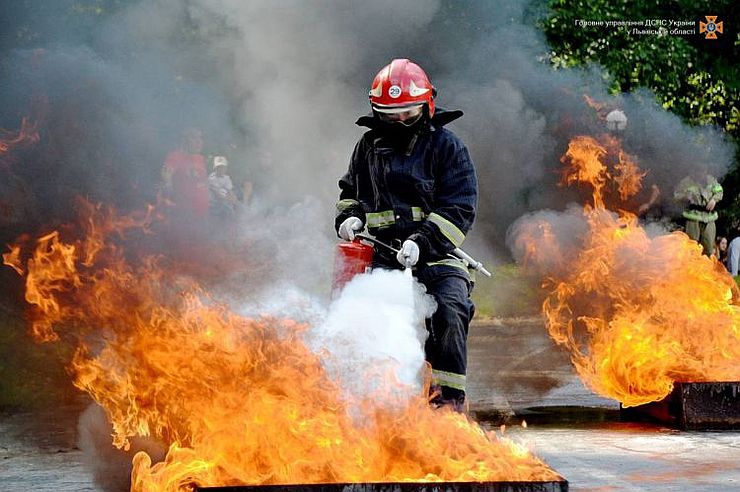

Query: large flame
<box><xmin>5</xmin><ymin>200</ymin><xmax>559</xmax><ymax>490</ymax></box>
<box><xmin>517</xmin><ymin>134</ymin><xmax>740</xmax><ymax>407</ymax></box>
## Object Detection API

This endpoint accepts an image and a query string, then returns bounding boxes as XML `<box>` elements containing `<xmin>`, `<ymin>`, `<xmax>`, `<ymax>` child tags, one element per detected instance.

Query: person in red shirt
<box><xmin>161</xmin><ymin>128</ymin><xmax>209</xmax><ymax>219</ymax></box>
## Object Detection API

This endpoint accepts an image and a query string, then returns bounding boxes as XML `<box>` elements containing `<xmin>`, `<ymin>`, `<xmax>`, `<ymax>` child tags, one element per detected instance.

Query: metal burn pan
<box><xmin>195</xmin><ymin>480</ymin><xmax>569</xmax><ymax>492</ymax></box>
<box><xmin>621</xmin><ymin>381</ymin><xmax>740</xmax><ymax>430</ymax></box>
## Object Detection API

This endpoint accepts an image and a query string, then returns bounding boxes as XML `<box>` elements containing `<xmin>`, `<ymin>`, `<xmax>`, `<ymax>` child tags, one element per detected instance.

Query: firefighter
<box><xmin>674</xmin><ymin>173</ymin><xmax>723</xmax><ymax>256</ymax></box>
<box><xmin>335</xmin><ymin>59</ymin><xmax>477</xmax><ymax>411</ymax></box>
<box><xmin>603</xmin><ymin>108</ymin><xmax>661</xmax><ymax>217</ymax></box>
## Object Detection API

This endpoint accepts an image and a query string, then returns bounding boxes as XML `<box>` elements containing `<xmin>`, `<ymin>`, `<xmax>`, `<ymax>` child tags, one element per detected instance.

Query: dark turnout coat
<box><xmin>335</xmin><ymin>109</ymin><xmax>478</xmax><ymax>268</ymax></box>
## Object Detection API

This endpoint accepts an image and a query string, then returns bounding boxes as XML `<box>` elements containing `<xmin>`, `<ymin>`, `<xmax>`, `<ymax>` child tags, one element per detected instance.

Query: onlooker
<box><xmin>161</xmin><ymin>128</ymin><xmax>209</xmax><ymax>219</ymax></box>
<box><xmin>674</xmin><ymin>173</ymin><xmax>723</xmax><ymax>256</ymax></box>
<box><xmin>712</xmin><ymin>235</ymin><xmax>728</xmax><ymax>265</ymax></box>
<box><xmin>208</xmin><ymin>156</ymin><xmax>237</xmax><ymax>217</ymax></box>
<box><xmin>157</xmin><ymin>129</ymin><xmax>210</xmax><ymax>258</ymax></box>
<box><xmin>727</xmin><ymin>234</ymin><xmax>740</xmax><ymax>276</ymax></box>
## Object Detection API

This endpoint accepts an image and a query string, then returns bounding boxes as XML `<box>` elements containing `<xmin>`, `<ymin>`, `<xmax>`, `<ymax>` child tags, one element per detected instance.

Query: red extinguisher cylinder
<box><xmin>332</xmin><ymin>239</ymin><xmax>374</xmax><ymax>296</ymax></box>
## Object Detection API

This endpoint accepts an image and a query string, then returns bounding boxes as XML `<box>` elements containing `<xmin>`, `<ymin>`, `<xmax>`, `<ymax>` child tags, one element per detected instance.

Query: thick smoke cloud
<box><xmin>1</xmin><ymin>0</ymin><xmax>735</xmax><ymax>255</ymax></box>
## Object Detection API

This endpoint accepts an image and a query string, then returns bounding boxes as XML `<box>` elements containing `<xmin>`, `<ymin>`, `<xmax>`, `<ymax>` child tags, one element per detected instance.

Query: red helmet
<box><xmin>369</xmin><ymin>59</ymin><xmax>436</xmax><ymax>117</ymax></box>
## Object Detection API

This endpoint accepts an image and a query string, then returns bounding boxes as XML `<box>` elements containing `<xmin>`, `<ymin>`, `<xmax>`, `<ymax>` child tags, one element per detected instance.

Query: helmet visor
<box><xmin>373</xmin><ymin>104</ymin><xmax>424</xmax><ymax>126</ymax></box>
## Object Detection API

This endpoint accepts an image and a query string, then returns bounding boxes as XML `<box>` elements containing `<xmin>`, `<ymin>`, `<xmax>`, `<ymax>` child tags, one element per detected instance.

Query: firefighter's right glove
<box><xmin>397</xmin><ymin>240</ymin><xmax>420</xmax><ymax>268</ymax></box>
<box><xmin>338</xmin><ymin>217</ymin><xmax>363</xmax><ymax>241</ymax></box>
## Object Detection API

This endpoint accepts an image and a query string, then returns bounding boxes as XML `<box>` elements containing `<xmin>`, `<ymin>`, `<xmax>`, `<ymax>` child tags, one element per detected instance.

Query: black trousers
<box><xmin>416</xmin><ymin>263</ymin><xmax>475</xmax><ymax>408</ymax></box>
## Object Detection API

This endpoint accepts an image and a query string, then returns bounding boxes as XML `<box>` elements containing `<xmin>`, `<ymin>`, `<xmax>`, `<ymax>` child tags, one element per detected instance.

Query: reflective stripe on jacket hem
<box><xmin>683</xmin><ymin>210</ymin><xmax>718</xmax><ymax>223</ymax></box>
<box><xmin>367</xmin><ymin>207</ymin><xmax>427</xmax><ymax>228</ymax></box>
<box><xmin>367</xmin><ymin>210</ymin><xmax>395</xmax><ymax>228</ymax></box>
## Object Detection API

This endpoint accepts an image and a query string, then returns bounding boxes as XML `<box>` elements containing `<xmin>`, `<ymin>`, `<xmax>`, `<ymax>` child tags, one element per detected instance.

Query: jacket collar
<box><xmin>355</xmin><ymin>107</ymin><xmax>464</xmax><ymax>130</ymax></box>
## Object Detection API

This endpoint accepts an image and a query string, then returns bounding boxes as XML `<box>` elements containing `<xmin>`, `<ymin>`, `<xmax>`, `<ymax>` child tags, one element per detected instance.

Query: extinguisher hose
<box><xmin>356</xmin><ymin>234</ymin><xmax>492</xmax><ymax>277</ymax></box>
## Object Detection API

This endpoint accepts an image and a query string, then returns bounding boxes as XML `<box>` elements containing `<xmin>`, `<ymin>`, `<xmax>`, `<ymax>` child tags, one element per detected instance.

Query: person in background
<box><xmin>674</xmin><ymin>173</ymin><xmax>723</xmax><ymax>256</ymax></box>
<box><xmin>158</xmin><ymin>128</ymin><xmax>210</xmax><ymax>256</ymax></box>
<box><xmin>712</xmin><ymin>235</ymin><xmax>728</xmax><ymax>266</ymax></box>
<box><xmin>161</xmin><ymin>128</ymin><xmax>209</xmax><ymax>220</ymax></box>
<box><xmin>726</xmin><ymin>232</ymin><xmax>740</xmax><ymax>276</ymax></box>
<box><xmin>602</xmin><ymin>108</ymin><xmax>661</xmax><ymax>219</ymax></box>
<box><xmin>208</xmin><ymin>155</ymin><xmax>237</xmax><ymax>217</ymax></box>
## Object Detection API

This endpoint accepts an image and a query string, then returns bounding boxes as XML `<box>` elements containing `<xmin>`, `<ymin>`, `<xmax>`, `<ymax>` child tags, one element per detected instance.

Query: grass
<box><xmin>0</xmin><ymin>309</ymin><xmax>78</xmax><ymax>412</ymax></box>
<box><xmin>472</xmin><ymin>262</ymin><xmax>544</xmax><ymax>320</ymax></box>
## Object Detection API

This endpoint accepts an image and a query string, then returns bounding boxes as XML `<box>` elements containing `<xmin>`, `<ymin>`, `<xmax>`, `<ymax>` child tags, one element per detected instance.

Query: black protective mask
<box><xmin>375</xmin><ymin>112</ymin><xmax>428</xmax><ymax>152</ymax></box>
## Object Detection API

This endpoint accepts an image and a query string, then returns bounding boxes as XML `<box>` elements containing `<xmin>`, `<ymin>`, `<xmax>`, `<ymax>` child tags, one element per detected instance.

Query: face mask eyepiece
<box><xmin>373</xmin><ymin>104</ymin><xmax>424</xmax><ymax>126</ymax></box>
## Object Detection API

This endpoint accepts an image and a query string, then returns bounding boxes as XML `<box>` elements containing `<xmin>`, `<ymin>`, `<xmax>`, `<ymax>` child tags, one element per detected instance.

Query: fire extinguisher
<box><xmin>332</xmin><ymin>238</ymin><xmax>374</xmax><ymax>296</ymax></box>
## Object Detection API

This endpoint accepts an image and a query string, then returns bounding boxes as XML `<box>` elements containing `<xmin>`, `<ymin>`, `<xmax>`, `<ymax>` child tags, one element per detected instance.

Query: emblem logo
<box><xmin>699</xmin><ymin>15</ymin><xmax>724</xmax><ymax>39</ymax></box>
<box><xmin>388</xmin><ymin>85</ymin><xmax>402</xmax><ymax>98</ymax></box>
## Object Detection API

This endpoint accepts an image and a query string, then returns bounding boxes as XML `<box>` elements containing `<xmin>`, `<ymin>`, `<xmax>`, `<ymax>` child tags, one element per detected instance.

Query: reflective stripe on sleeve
<box><xmin>428</xmin><ymin>212</ymin><xmax>465</xmax><ymax>247</ymax></box>
<box><xmin>432</xmin><ymin>369</ymin><xmax>466</xmax><ymax>391</ymax></box>
<box><xmin>367</xmin><ymin>207</ymin><xmax>426</xmax><ymax>228</ymax></box>
<box><xmin>336</xmin><ymin>199</ymin><xmax>360</xmax><ymax>211</ymax></box>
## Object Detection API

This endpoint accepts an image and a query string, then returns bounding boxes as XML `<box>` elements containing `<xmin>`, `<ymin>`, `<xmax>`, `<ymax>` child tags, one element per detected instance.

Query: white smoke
<box><xmin>77</xmin><ymin>403</ymin><xmax>166</xmax><ymax>492</ymax></box>
<box><xmin>307</xmin><ymin>269</ymin><xmax>436</xmax><ymax>410</ymax></box>
<box><xmin>231</xmin><ymin>265</ymin><xmax>437</xmax><ymax>410</ymax></box>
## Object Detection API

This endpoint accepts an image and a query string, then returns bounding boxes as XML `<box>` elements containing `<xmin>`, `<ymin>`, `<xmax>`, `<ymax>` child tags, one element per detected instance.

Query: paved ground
<box><xmin>0</xmin><ymin>400</ymin><xmax>99</xmax><ymax>491</ymax></box>
<box><xmin>467</xmin><ymin>318</ymin><xmax>740</xmax><ymax>491</ymax></box>
<box><xmin>1</xmin><ymin>317</ymin><xmax>738</xmax><ymax>491</ymax></box>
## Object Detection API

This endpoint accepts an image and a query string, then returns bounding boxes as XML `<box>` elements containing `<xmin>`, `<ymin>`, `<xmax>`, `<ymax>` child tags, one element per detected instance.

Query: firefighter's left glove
<box><xmin>397</xmin><ymin>240</ymin><xmax>420</xmax><ymax>268</ymax></box>
<box><xmin>338</xmin><ymin>217</ymin><xmax>364</xmax><ymax>241</ymax></box>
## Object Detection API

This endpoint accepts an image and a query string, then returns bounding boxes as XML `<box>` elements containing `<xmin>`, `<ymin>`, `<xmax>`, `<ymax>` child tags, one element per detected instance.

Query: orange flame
<box><xmin>582</xmin><ymin>95</ymin><xmax>605</xmax><ymax>113</ymax></box>
<box><xmin>2</xmin><ymin>244</ymin><xmax>23</xmax><ymax>275</ymax></box>
<box><xmin>560</xmin><ymin>136</ymin><xmax>609</xmax><ymax>209</ymax></box>
<box><xmin>582</xmin><ymin>95</ymin><xmax>610</xmax><ymax>121</ymax></box>
<box><xmin>6</xmin><ymin>201</ymin><xmax>560</xmax><ymax>490</ymax></box>
<box><xmin>523</xmin><ymin>135</ymin><xmax>740</xmax><ymax>406</ymax></box>
<box><xmin>560</xmin><ymin>135</ymin><xmax>645</xmax><ymax>211</ymax></box>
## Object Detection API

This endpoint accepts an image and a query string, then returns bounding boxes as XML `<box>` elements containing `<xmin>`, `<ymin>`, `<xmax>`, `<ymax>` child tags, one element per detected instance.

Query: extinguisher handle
<box><xmin>355</xmin><ymin>233</ymin><xmax>400</xmax><ymax>254</ymax></box>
